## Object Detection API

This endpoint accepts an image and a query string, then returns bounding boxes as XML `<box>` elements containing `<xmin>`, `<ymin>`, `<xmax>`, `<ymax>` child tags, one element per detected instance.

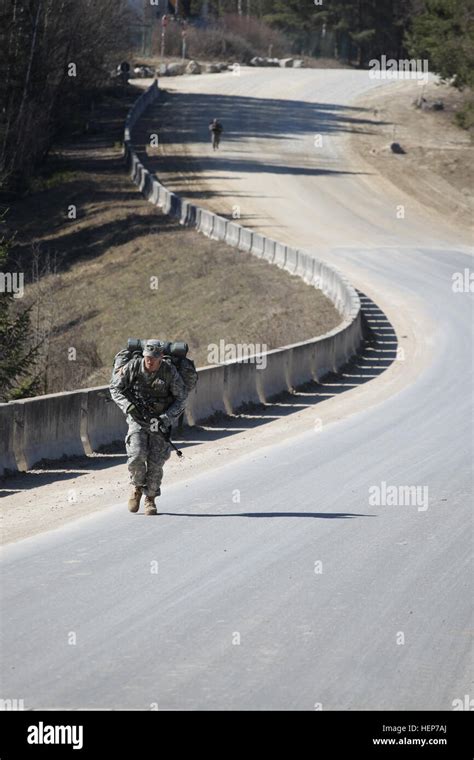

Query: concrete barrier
<box><xmin>238</xmin><ymin>227</ymin><xmax>253</xmax><ymax>253</ymax></box>
<box><xmin>130</xmin><ymin>154</ymin><xmax>139</xmax><ymax>181</ymax></box>
<box><xmin>290</xmin><ymin>341</ymin><xmax>318</xmax><ymax>387</ymax></box>
<box><xmin>14</xmin><ymin>391</ymin><xmax>88</xmax><ymax>471</ymax></box>
<box><xmin>313</xmin><ymin>334</ymin><xmax>336</xmax><ymax>380</ymax></box>
<box><xmin>83</xmin><ymin>388</ymin><xmax>127</xmax><ymax>453</ymax></box>
<box><xmin>263</xmin><ymin>237</ymin><xmax>276</xmax><ymax>263</ymax></box>
<box><xmin>198</xmin><ymin>209</ymin><xmax>215</xmax><ymax>238</ymax></box>
<box><xmin>156</xmin><ymin>183</ymin><xmax>168</xmax><ymax>209</ymax></box>
<box><xmin>284</xmin><ymin>246</ymin><xmax>298</xmax><ymax>274</ymax></box>
<box><xmin>150</xmin><ymin>178</ymin><xmax>160</xmax><ymax>205</ymax></box>
<box><xmin>194</xmin><ymin>206</ymin><xmax>203</xmax><ymax>230</ymax></box>
<box><xmin>256</xmin><ymin>348</ymin><xmax>293</xmax><ymax>402</ymax></box>
<box><xmin>274</xmin><ymin>242</ymin><xmax>287</xmax><ymax>269</ymax></box>
<box><xmin>225</xmin><ymin>222</ymin><xmax>241</xmax><ymax>248</ymax></box>
<box><xmin>161</xmin><ymin>189</ymin><xmax>179</xmax><ymax>217</ymax></box>
<box><xmin>295</xmin><ymin>250</ymin><xmax>309</xmax><ymax>279</ymax></box>
<box><xmin>185</xmin><ymin>365</ymin><xmax>227</xmax><ymax>426</ymax></box>
<box><xmin>135</xmin><ymin>163</ymin><xmax>144</xmax><ymax>190</ymax></box>
<box><xmin>168</xmin><ymin>192</ymin><xmax>181</xmax><ymax>218</ymax></box>
<box><xmin>251</xmin><ymin>233</ymin><xmax>265</xmax><ymax>258</ymax></box>
<box><xmin>160</xmin><ymin>188</ymin><xmax>172</xmax><ymax>214</ymax></box>
<box><xmin>141</xmin><ymin>169</ymin><xmax>153</xmax><ymax>199</ymax></box>
<box><xmin>320</xmin><ymin>261</ymin><xmax>347</xmax><ymax>315</ymax></box>
<box><xmin>310</xmin><ymin>258</ymin><xmax>322</xmax><ymax>289</ymax></box>
<box><xmin>180</xmin><ymin>200</ymin><xmax>197</xmax><ymax>226</ymax></box>
<box><xmin>211</xmin><ymin>215</ymin><xmax>228</xmax><ymax>242</ymax></box>
<box><xmin>136</xmin><ymin>163</ymin><xmax>146</xmax><ymax>189</ymax></box>
<box><xmin>300</xmin><ymin>253</ymin><xmax>315</xmax><ymax>284</ymax></box>
<box><xmin>0</xmin><ymin>404</ymin><xmax>18</xmax><ymax>477</ymax></box>
<box><xmin>223</xmin><ymin>361</ymin><xmax>260</xmax><ymax>413</ymax></box>
<box><xmin>125</xmin><ymin>80</ymin><xmax>159</xmax><ymax>199</ymax></box>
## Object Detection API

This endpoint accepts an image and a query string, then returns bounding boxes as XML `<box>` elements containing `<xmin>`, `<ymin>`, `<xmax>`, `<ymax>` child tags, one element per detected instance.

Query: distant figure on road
<box><xmin>117</xmin><ymin>60</ymin><xmax>130</xmax><ymax>86</ymax></box>
<box><xmin>209</xmin><ymin>118</ymin><xmax>223</xmax><ymax>150</ymax></box>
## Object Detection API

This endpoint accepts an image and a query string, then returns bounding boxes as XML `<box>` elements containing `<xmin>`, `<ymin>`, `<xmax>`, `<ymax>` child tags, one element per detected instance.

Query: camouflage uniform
<box><xmin>209</xmin><ymin>120</ymin><xmax>223</xmax><ymax>150</ymax></box>
<box><xmin>110</xmin><ymin>356</ymin><xmax>186</xmax><ymax>499</ymax></box>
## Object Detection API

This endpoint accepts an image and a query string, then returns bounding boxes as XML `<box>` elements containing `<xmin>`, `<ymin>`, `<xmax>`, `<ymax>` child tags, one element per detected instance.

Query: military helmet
<box><xmin>143</xmin><ymin>339</ymin><xmax>165</xmax><ymax>358</ymax></box>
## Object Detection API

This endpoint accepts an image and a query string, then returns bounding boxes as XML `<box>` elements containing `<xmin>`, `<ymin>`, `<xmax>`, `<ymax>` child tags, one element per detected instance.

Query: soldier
<box><xmin>209</xmin><ymin>118</ymin><xmax>223</xmax><ymax>150</ymax></box>
<box><xmin>110</xmin><ymin>339</ymin><xmax>186</xmax><ymax>515</ymax></box>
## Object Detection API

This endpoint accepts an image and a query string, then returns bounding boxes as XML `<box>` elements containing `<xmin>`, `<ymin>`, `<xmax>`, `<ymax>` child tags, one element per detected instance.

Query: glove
<box><xmin>158</xmin><ymin>413</ymin><xmax>172</xmax><ymax>433</ymax></box>
<box><xmin>126</xmin><ymin>403</ymin><xmax>141</xmax><ymax>420</ymax></box>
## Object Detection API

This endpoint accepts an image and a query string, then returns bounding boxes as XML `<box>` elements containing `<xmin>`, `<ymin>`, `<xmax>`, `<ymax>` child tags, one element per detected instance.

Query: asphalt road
<box><xmin>1</xmin><ymin>69</ymin><xmax>472</xmax><ymax>710</ymax></box>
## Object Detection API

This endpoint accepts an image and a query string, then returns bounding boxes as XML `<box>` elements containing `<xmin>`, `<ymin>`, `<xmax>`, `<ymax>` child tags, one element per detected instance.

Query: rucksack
<box><xmin>111</xmin><ymin>338</ymin><xmax>198</xmax><ymax>394</ymax></box>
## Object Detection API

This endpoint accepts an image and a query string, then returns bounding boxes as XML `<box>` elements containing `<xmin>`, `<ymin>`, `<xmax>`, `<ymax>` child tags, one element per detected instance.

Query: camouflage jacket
<box><xmin>110</xmin><ymin>356</ymin><xmax>186</xmax><ymax>421</ymax></box>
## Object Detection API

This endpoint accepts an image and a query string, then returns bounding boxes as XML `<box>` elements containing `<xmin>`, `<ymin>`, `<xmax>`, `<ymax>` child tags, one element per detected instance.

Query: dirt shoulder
<box><xmin>348</xmin><ymin>80</ymin><xmax>473</xmax><ymax>233</ymax></box>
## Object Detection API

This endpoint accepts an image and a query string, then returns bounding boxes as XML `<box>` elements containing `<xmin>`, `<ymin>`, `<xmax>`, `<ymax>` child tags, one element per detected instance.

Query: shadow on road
<box><xmin>153</xmin><ymin>511</ymin><xmax>374</xmax><ymax>519</ymax></box>
<box><xmin>143</xmin><ymin>88</ymin><xmax>389</xmax><ymax>145</ymax></box>
<box><xmin>134</xmin><ymin>89</ymin><xmax>381</xmax><ymax>190</ymax></box>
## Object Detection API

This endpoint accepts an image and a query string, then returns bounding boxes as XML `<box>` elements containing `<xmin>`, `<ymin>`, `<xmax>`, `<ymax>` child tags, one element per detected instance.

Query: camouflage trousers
<box><xmin>125</xmin><ymin>420</ymin><xmax>171</xmax><ymax>498</ymax></box>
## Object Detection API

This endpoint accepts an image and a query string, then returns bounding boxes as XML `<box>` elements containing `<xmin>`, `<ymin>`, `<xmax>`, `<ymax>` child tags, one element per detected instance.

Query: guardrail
<box><xmin>0</xmin><ymin>80</ymin><xmax>363</xmax><ymax>477</ymax></box>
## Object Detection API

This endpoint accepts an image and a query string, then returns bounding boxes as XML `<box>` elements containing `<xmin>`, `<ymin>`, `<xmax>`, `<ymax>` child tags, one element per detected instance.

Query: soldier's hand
<box><xmin>158</xmin><ymin>413</ymin><xmax>172</xmax><ymax>433</ymax></box>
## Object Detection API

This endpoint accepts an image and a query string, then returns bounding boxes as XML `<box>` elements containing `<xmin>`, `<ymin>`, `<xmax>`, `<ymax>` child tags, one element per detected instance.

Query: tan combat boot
<box><xmin>144</xmin><ymin>496</ymin><xmax>157</xmax><ymax>516</ymax></box>
<box><xmin>128</xmin><ymin>486</ymin><xmax>142</xmax><ymax>513</ymax></box>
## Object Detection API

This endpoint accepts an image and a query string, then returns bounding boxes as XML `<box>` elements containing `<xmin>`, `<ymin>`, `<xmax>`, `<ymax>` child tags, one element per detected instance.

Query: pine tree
<box><xmin>407</xmin><ymin>0</ymin><xmax>474</xmax><ymax>89</ymax></box>
<box><xmin>0</xmin><ymin>225</ymin><xmax>41</xmax><ymax>401</ymax></box>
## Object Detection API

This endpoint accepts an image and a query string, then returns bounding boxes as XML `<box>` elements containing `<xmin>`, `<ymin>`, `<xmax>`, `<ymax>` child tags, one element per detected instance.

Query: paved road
<box><xmin>1</xmin><ymin>69</ymin><xmax>472</xmax><ymax>710</ymax></box>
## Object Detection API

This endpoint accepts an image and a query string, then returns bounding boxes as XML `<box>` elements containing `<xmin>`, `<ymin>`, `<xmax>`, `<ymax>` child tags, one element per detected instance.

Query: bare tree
<box><xmin>0</xmin><ymin>0</ymin><xmax>132</xmax><ymax>193</ymax></box>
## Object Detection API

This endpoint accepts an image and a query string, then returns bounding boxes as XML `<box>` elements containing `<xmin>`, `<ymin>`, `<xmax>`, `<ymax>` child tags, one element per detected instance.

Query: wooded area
<box><xmin>183</xmin><ymin>0</ymin><xmax>472</xmax><ymax>76</ymax></box>
<box><xmin>0</xmin><ymin>0</ymin><xmax>131</xmax><ymax>195</ymax></box>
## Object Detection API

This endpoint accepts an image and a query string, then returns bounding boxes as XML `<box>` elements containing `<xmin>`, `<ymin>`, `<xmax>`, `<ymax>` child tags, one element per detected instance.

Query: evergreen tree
<box><xmin>407</xmin><ymin>0</ymin><xmax>474</xmax><ymax>88</ymax></box>
<box><xmin>0</xmin><ymin>224</ymin><xmax>40</xmax><ymax>401</ymax></box>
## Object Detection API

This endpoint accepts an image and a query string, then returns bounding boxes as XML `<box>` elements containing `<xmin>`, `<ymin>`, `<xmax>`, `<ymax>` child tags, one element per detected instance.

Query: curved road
<box><xmin>1</xmin><ymin>69</ymin><xmax>472</xmax><ymax>710</ymax></box>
